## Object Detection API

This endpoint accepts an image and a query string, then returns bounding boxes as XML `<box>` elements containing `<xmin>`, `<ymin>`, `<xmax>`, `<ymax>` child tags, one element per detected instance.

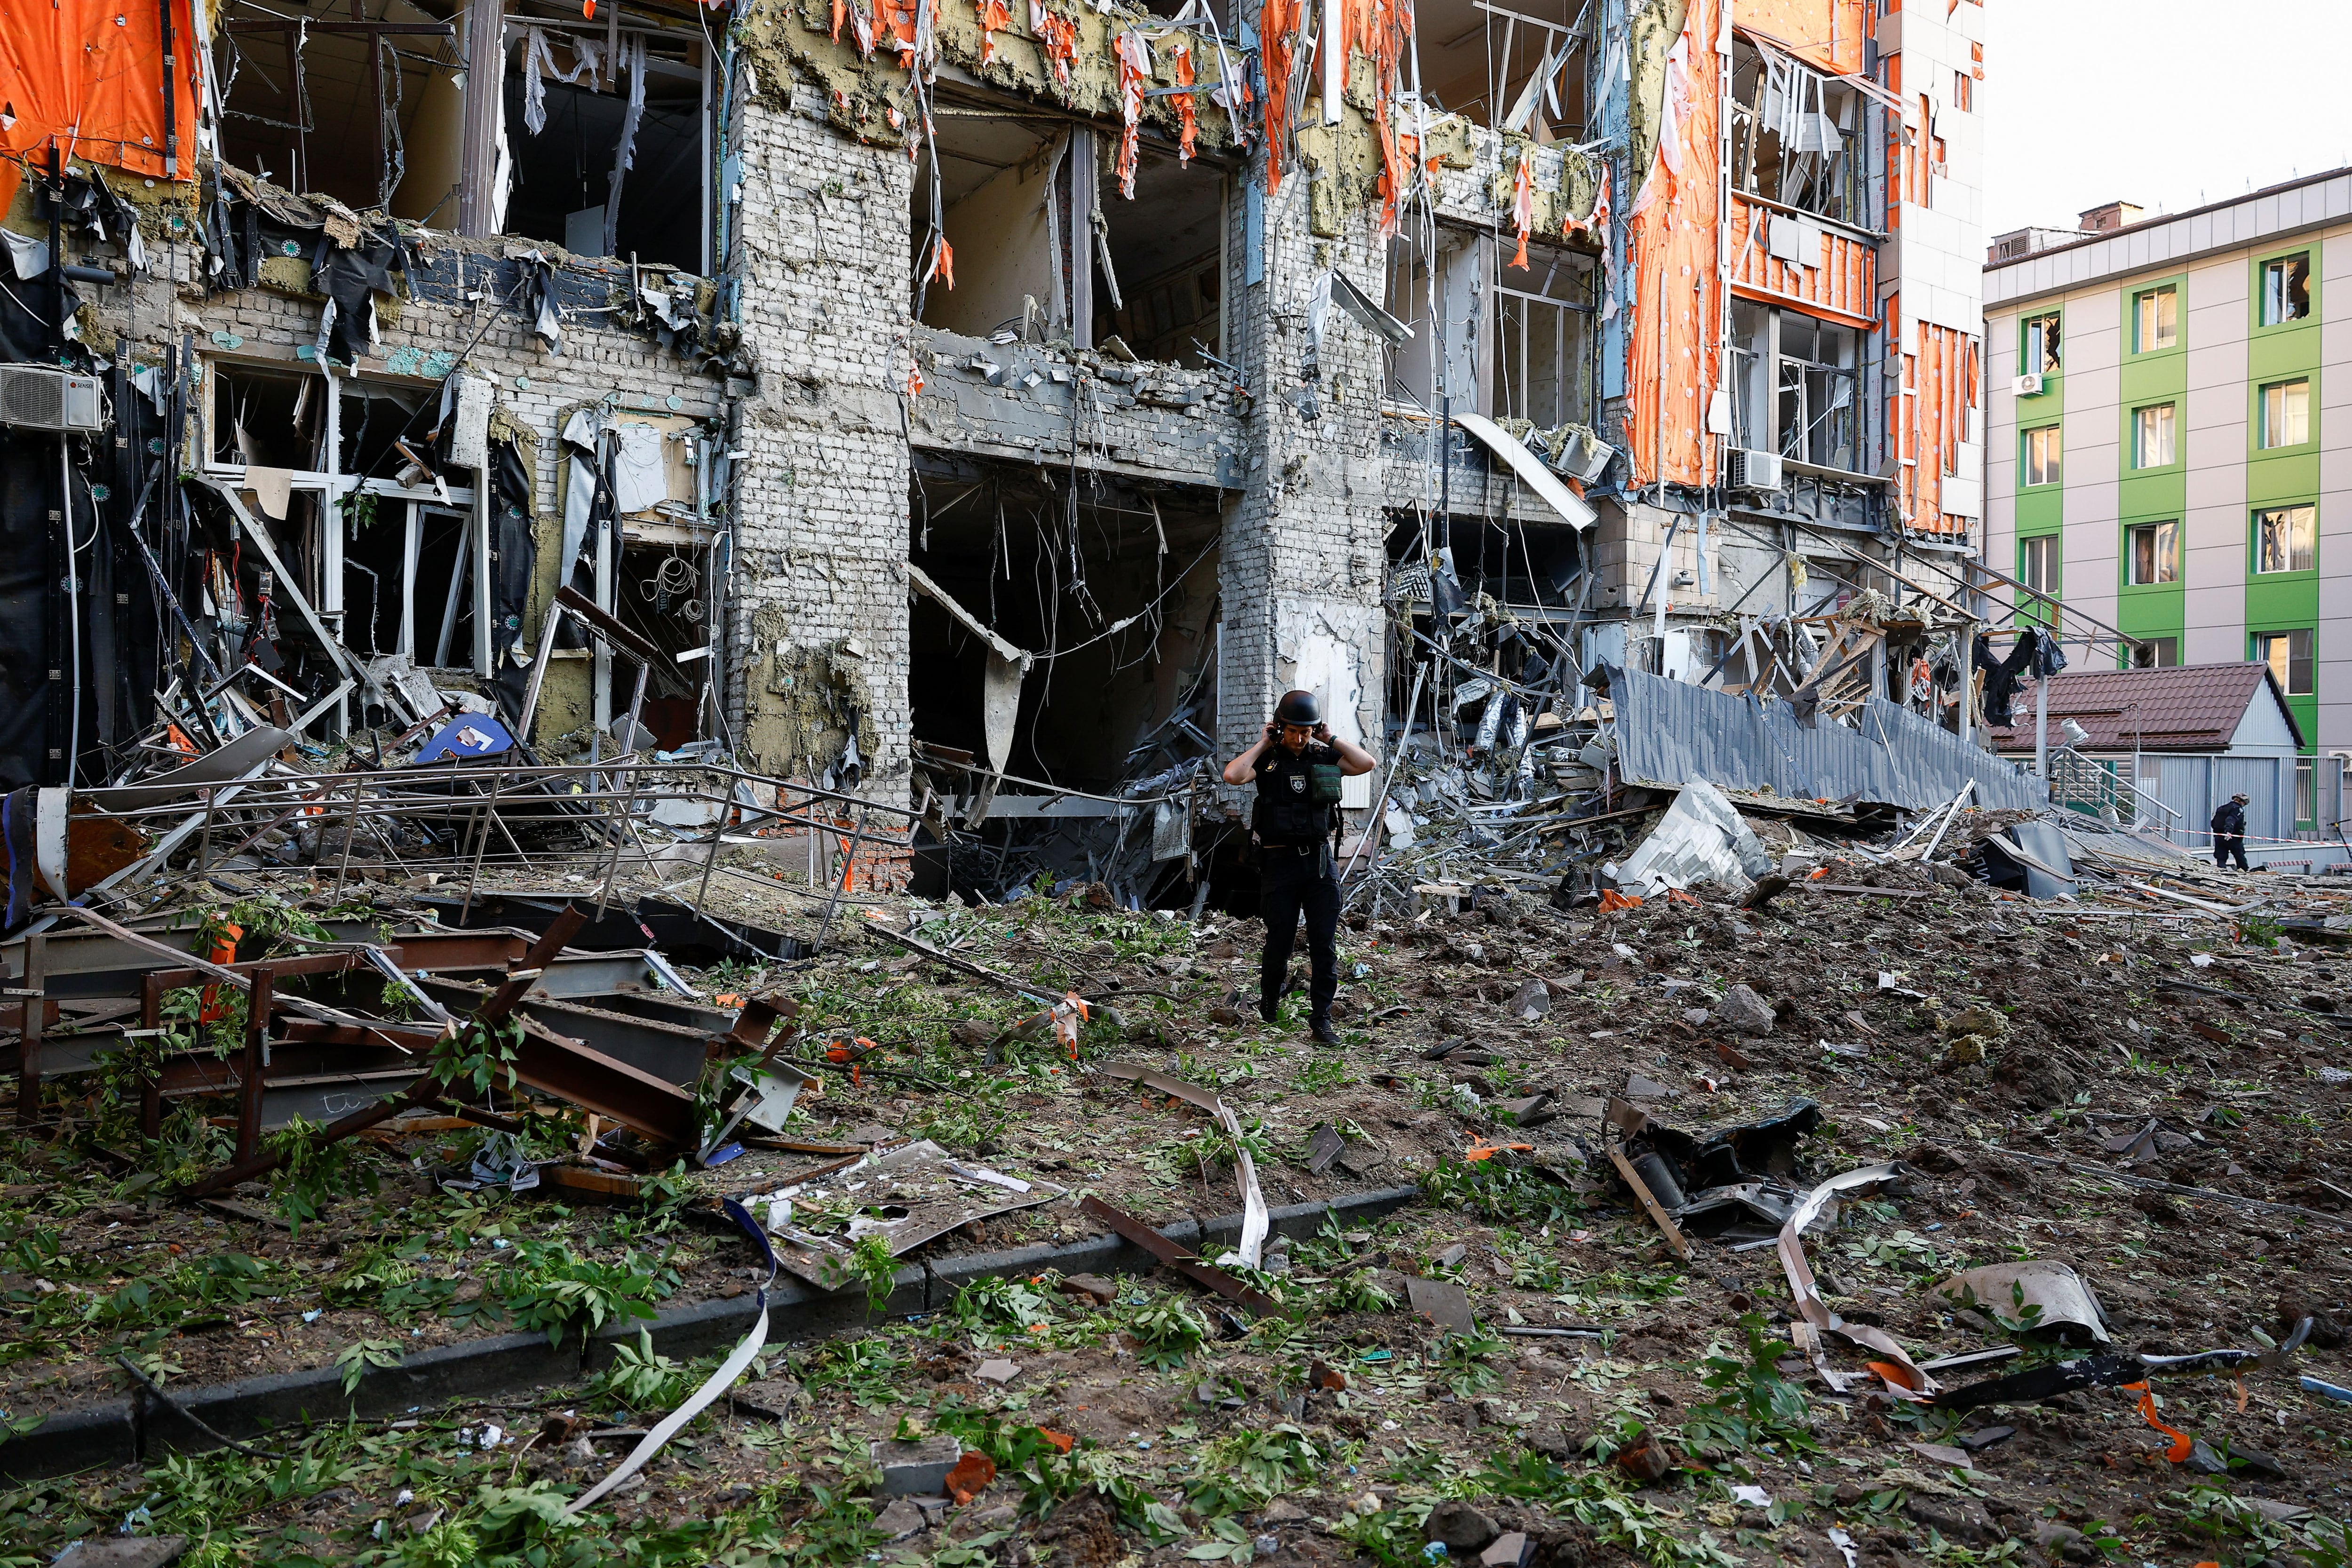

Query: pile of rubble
<box><xmin>3</xmin><ymin>681</ymin><xmax>2352</xmax><ymax>1565</ymax></box>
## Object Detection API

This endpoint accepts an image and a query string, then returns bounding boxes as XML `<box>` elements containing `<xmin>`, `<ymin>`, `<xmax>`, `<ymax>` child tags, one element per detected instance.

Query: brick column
<box><xmin>726</xmin><ymin>93</ymin><xmax>916</xmax><ymax>803</ymax></box>
<box><xmin>1216</xmin><ymin>170</ymin><xmax>1391</xmax><ymax>784</ymax></box>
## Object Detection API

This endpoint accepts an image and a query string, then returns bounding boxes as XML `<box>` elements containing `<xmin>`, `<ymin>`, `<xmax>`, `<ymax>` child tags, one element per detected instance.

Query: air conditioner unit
<box><xmin>0</xmin><ymin>366</ymin><xmax>103</xmax><ymax>433</ymax></box>
<box><xmin>2012</xmin><ymin>372</ymin><xmax>2044</xmax><ymax>397</ymax></box>
<box><xmin>1726</xmin><ymin>447</ymin><xmax>1783</xmax><ymax>490</ymax></box>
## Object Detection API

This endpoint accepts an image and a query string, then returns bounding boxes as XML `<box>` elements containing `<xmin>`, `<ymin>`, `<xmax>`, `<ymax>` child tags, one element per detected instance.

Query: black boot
<box><xmin>1259</xmin><ymin>995</ymin><xmax>1280</xmax><ymax>1025</ymax></box>
<box><xmin>1310</xmin><ymin>1017</ymin><xmax>1342</xmax><ymax>1046</ymax></box>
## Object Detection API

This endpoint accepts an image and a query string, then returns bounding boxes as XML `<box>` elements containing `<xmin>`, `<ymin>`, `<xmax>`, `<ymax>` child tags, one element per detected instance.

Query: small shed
<box><xmin>1985</xmin><ymin>663</ymin><xmax>2313</xmax><ymax>862</ymax></box>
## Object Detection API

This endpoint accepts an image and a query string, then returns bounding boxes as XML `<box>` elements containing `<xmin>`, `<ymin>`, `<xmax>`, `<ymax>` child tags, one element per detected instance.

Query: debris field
<box><xmin>4</xmin><ymin>811</ymin><xmax>2352</xmax><ymax>1568</ymax></box>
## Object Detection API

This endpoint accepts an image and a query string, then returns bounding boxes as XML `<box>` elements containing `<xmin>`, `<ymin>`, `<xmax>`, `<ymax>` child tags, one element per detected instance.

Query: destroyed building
<box><xmin>0</xmin><ymin>0</ymin><xmax>2027</xmax><ymax>906</ymax></box>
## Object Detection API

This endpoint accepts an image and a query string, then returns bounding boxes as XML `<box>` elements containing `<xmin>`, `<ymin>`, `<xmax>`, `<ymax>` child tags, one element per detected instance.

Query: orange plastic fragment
<box><xmin>1864</xmin><ymin>1359</ymin><xmax>1923</xmax><ymax>1393</ymax></box>
<box><xmin>1807</xmin><ymin>867</ymin><xmax>1830</xmax><ymax>880</ymax></box>
<box><xmin>198</xmin><ymin>922</ymin><xmax>244</xmax><ymax>1023</ymax></box>
<box><xmin>1665</xmin><ymin>889</ymin><xmax>1700</xmax><ymax>906</ymax></box>
<box><xmin>1597</xmin><ymin>889</ymin><xmax>1644</xmax><ymax>912</ymax></box>
<box><xmin>1038</xmin><ymin>1428</ymin><xmax>1075</xmax><ymax>1453</ymax></box>
<box><xmin>977</xmin><ymin>0</ymin><xmax>1010</xmax><ymax>62</ymax></box>
<box><xmin>2123</xmin><ymin>1380</ymin><xmax>2193</xmax><ymax>1462</ymax></box>
<box><xmin>944</xmin><ymin>1450</ymin><xmax>996</xmax><ymax>1504</ymax></box>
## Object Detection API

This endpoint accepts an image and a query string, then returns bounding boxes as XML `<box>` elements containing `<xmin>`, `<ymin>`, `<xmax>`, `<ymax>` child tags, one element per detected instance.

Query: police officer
<box><xmin>2211</xmin><ymin>791</ymin><xmax>2251</xmax><ymax>871</ymax></box>
<box><xmin>1221</xmin><ymin>689</ymin><xmax>1378</xmax><ymax>1045</ymax></box>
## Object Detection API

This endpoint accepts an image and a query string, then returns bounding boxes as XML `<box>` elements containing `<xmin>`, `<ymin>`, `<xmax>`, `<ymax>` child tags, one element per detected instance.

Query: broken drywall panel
<box><xmin>1274</xmin><ymin>598</ymin><xmax>1381</xmax><ymax>749</ymax></box>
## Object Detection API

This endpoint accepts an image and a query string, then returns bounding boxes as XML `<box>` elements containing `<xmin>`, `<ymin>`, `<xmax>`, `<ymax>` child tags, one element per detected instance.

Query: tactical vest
<box><xmin>1253</xmin><ymin>745</ymin><xmax>1344</xmax><ymax>843</ymax></box>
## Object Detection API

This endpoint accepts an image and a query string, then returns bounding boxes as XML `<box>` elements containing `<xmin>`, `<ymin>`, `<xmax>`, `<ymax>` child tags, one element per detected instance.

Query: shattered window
<box><xmin>2131</xmin><ymin>403</ymin><xmax>2176</xmax><ymax>469</ymax></box>
<box><xmin>1492</xmin><ymin>247</ymin><xmax>1596</xmax><ymax>431</ymax></box>
<box><xmin>2259</xmin><ymin>379</ymin><xmax>2309</xmax><ymax>449</ymax></box>
<box><xmin>2261</xmin><ymin>252</ymin><xmax>2312</xmax><ymax>325</ymax></box>
<box><xmin>2130</xmin><ymin>637</ymin><xmax>2178</xmax><ymax>668</ymax></box>
<box><xmin>2133</xmin><ymin>285</ymin><xmax>2178</xmax><ymax>352</ymax></box>
<box><xmin>215</xmin><ymin>0</ymin><xmax>464</xmax><ymax>215</ymax></box>
<box><xmin>2023</xmin><ymin>424</ymin><xmax>2061</xmax><ymax>487</ymax></box>
<box><xmin>2253</xmin><ymin>505</ymin><xmax>2316</xmax><ymax>574</ymax></box>
<box><xmin>2255</xmin><ymin>628</ymin><xmax>2314</xmax><ymax>695</ymax></box>
<box><xmin>1729</xmin><ymin>299</ymin><xmax>1771</xmax><ymax>451</ymax></box>
<box><xmin>1771</xmin><ymin>310</ymin><xmax>1858</xmax><ymax>470</ymax></box>
<box><xmin>2124</xmin><ymin>521</ymin><xmax>2177</xmax><ymax>585</ymax></box>
<box><xmin>2021</xmin><ymin>312</ymin><xmax>2060</xmax><ymax>375</ymax></box>
<box><xmin>1727</xmin><ymin>39</ymin><xmax>1866</xmax><ymax>226</ymax></box>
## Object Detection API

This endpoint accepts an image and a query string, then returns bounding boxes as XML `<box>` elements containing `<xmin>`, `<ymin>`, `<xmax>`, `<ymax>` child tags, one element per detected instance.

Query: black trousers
<box><xmin>2215</xmin><ymin>834</ymin><xmax>2249</xmax><ymax>870</ymax></box>
<box><xmin>1259</xmin><ymin>842</ymin><xmax>1340</xmax><ymax>1025</ymax></box>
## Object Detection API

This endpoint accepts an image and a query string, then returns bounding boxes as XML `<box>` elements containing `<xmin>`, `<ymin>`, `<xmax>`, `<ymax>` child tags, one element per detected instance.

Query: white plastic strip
<box><xmin>567</xmin><ymin>1200</ymin><xmax>778</xmax><ymax>1515</ymax></box>
<box><xmin>1454</xmin><ymin>411</ymin><xmax>1599</xmax><ymax>529</ymax></box>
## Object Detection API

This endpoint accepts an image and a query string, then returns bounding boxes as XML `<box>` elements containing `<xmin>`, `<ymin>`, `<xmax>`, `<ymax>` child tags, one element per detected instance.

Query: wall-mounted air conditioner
<box><xmin>2012</xmin><ymin>373</ymin><xmax>2044</xmax><ymax>397</ymax></box>
<box><xmin>1726</xmin><ymin>447</ymin><xmax>1783</xmax><ymax>490</ymax></box>
<box><xmin>0</xmin><ymin>366</ymin><xmax>103</xmax><ymax>433</ymax></box>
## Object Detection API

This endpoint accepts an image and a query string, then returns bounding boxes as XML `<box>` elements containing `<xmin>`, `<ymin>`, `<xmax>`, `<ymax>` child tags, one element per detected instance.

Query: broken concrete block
<box><xmin>1509</xmin><ymin>978</ymin><xmax>1549</xmax><ymax>1019</ymax></box>
<box><xmin>1714</xmin><ymin>984</ymin><xmax>1777</xmax><ymax>1035</ymax></box>
<box><xmin>974</xmin><ymin>1358</ymin><xmax>1019</xmax><ymax>1384</ymax></box>
<box><xmin>1058</xmin><ymin>1272</ymin><xmax>1118</xmax><ymax>1305</ymax></box>
<box><xmin>872</xmin><ymin>1496</ymin><xmax>928</xmax><ymax>1541</ymax></box>
<box><xmin>869</xmin><ymin>1433</ymin><xmax>963</xmax><ymax>1496</ymax></box>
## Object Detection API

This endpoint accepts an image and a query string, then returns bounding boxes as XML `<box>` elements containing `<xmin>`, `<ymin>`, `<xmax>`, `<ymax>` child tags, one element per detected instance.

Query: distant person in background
<box><xmin>2211</xmin><ymin>791</ymin><xmax>2251</xmax><ymax>871</ymax></box>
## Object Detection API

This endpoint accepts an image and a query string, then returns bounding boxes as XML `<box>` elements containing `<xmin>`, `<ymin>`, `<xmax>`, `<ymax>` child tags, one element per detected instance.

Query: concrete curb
<box><xmin>0</xmin><ymin>1184</ymin><xmax>1418</xmax><ymax>1482</ymax></box>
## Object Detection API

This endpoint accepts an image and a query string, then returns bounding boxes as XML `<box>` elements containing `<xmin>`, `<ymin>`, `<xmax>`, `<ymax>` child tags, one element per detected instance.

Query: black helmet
<box><xmin>1275</xmin><ymin>690</ymin><xmax>1321</xmax><ymax>726</ymax></box>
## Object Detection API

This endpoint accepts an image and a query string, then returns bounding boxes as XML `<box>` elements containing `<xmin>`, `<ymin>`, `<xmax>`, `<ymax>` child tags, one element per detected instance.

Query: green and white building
<box><xmin>1984</xmin><ymin>175</ymin><xmax>2351</xmax><ymax>840</ymax></box>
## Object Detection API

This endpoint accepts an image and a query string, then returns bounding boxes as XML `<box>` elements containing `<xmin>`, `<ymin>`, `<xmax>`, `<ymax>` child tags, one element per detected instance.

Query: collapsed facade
<box><xmin>3</xmin><ymin>0</ymin><xmax>2024</xmax><ymax>904</ymax></box>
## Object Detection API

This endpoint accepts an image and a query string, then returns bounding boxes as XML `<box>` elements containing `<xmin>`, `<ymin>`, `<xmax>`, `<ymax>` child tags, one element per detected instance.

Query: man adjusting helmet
<box><xmin>1221</xmin><ymin>690</ymin><xmax>1378</xmax><ymax>1045</ymax></box>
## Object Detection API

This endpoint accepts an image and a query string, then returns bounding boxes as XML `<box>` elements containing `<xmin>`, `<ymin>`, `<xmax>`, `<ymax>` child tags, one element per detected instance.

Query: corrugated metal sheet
<box><xmin>1608</xmin><ymin>667</ymin><xmax>2050</xmax><ymax>812</ymax></box>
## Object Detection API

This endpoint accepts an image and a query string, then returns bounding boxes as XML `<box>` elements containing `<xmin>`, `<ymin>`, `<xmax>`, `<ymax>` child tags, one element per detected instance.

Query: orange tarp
<box><xmin>0</xmin><ymin>0</ymin><xmax>204</xmax><ymax>215</ymax></box>
<box><xmin>1733</xmin><ymin>0</ymin><xmax>1866</xmax><ymax>76</ymax></box>
<box><xmin>1622</xmin><ymin>0</ymin><xmax>1721</xmax><ymax>489</ymax></box>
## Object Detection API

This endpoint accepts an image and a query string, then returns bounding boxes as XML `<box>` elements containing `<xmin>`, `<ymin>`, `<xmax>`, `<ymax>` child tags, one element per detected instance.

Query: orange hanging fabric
<box><xmin>1510</xmin><ymin>147</ymin><xmax>1535</xmax><ymax>269</ymax></box>
<box><xmin>978</xmin><ymin>0</ymin><xmax>1011</xmax><ymax>64</ymax></box>
<box><xmin>1034</xmin><ymin>3</ymin><xmax>1081</xmax><ymax>88</ymax></box>
<box><xmin>1171</xmin><ymin>42</ymin><xmax>1199</xmax><ymax>165</ymax></box>
<box><xmin>1621</xmin><ymin>0</ymin><xmax>1722</xmax><ymax>489</ymax></box>
<box><xmin>1259</xmin><ymin>0</ymin><xmax>1298</xmax><ymax>192</ymax></box>
<box><xmin>927</xmin><ymin>234</ymin><xmax>955</xmax><ymax>291</ymax></box>
<box><xmin>1114</xmin><ymin>30</ymin><xmax>1152</xmax><ymax>198</ymax></box>
<box><xmin>0</xmin><ymin>0</ymin><xmax>205</xmax><ymax>215</ymax></box>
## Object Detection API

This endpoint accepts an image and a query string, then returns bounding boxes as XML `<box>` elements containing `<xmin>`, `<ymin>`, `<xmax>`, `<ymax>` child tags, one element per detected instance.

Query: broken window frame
<box><xmin>1729</xmin><ymin>301</ymin><xmax>1861</xmax><ymax>474</ymax></box>
<box><xmin>1489</xmin><ymin>243</ymin><xmax>1597</xmax><ymax>431</ymax></box>
<box><xmin>202</xmin><ymin>355</ymin><xmax>489</xmax><ymax>688</ymax></box>
<box><xmin>2259</xmin><ymin>251</ymin><xmax>2312</xmax><ymax>326</ymax></box>
<box><xmin>2020</xmin><ymin>311</ymin><xmax>2060</xmax><ymax>376</ymax></box>
<box><xmin>2122</xmin><ymin>520</ymin><xmax>2177</xmax><ymax>586</ymax></box>
<box><xmin>1725</xmin><ymin>34</ymin><xmax>1875</xmax><ymax>231</ymax></box>
<box><xmin>2129</xmin><ymin>636</ymin><xmax>2178</xmax><ymax>669</ymax></box>
<box><xmin>1381</xmin><ymin>223</ymin><xmax>1485</xmax><ymax>416</ymax></box>
<box><xmin>2252</xmin><ymin>504</ymin><xmax>2316</xmax><ymax>576</ymax></box>
<box><xmin>497</xmin><ymin>8</ymin><xmax>719</xmax><ymax>271</ymax></box>
<box><xmin>1482</xmin><ymin>0</ymin><xmax>1595</xmax><ymax>140</ymax></box>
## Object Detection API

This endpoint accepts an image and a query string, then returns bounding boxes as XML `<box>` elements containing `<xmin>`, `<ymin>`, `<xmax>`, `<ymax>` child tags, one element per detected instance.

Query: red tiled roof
<box><xmin>1984</xmin><ymin>662</ymin><xmax>2302</xmax><ymax>753</ymax></box>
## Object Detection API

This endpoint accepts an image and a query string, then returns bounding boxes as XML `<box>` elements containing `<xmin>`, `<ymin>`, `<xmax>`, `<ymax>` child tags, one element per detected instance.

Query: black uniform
<box><xmin>1253</xmin><ymin>741</ymin><xmax>1342</xmax><ymax>1030</ymax></box>
<box><xmin>2211</xmin><ymin>799</ymin><xmax>2249</xmax><ymax>870</ymax></box>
